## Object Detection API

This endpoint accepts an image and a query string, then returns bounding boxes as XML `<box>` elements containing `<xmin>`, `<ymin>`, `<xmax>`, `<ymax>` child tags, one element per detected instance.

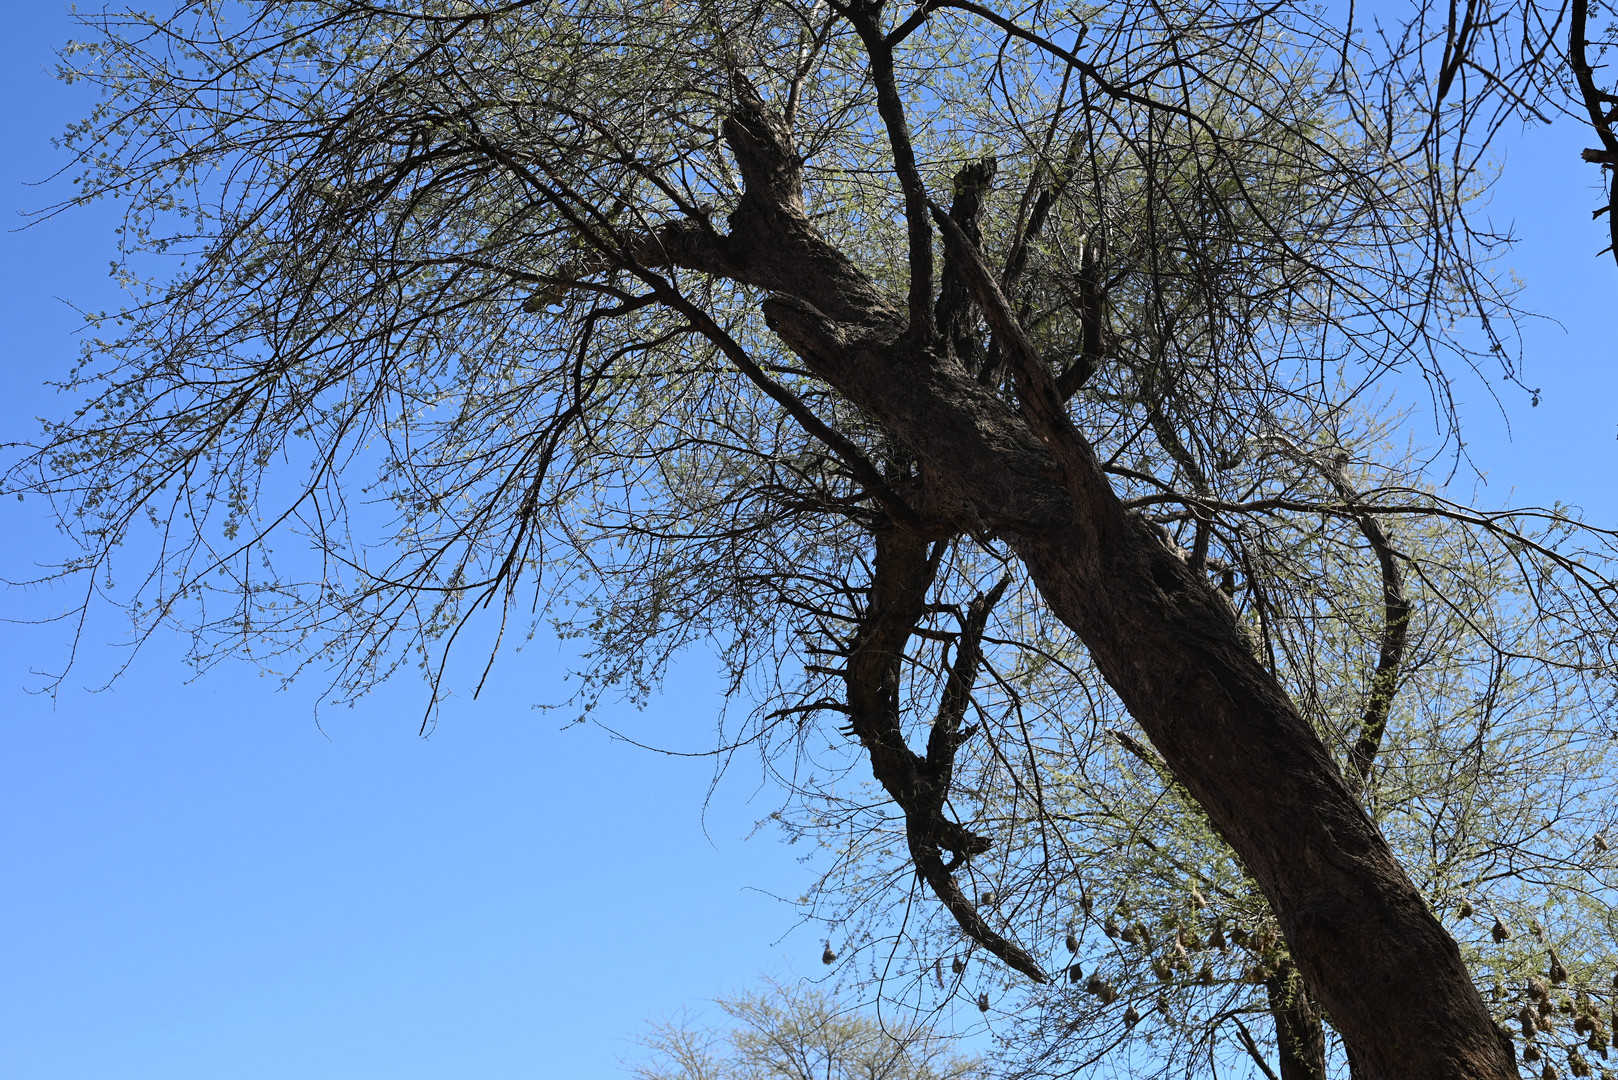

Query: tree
<box><xmin>790</xmin><ymin>461</ymin><xmax>1617</xmax><ymax>1079</ymax></box>
<box><xmin>628</xmin><ymin>979</ymin><xmax>985</xmax><ymax>1080</ymax></box>
<box><xmin>8</xmin><ymin>2</ymin><xmax>1618</xmax><ymax>1076</ymax></box>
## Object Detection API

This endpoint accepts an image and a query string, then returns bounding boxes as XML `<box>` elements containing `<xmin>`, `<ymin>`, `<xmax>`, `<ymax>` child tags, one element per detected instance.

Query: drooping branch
<box><xmin>836</xmin><ymin>524</ymin><xmax>1045</xmax><ymax>982</ymax></box>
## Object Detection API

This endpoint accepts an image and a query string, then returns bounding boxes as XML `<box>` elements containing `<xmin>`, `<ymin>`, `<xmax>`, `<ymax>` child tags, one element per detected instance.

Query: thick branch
<box><xmin>848</xmin><ymin>4</ymin><xmax>936</xmax><ymax>339</ymax></box>
<box><xmin>839</xmin><ymin>527</ymin><xmax>1045</xmax><ymax>982</ymax></box>
<box><xmin>935</xmin><ymin>157</ymin><xmax>998</xmax><ymax>368</ymax></box>
<box><xmin>1571</xmin><ymin>0</ymin><xmax>1618</xmax><ymax>263</ymax></box>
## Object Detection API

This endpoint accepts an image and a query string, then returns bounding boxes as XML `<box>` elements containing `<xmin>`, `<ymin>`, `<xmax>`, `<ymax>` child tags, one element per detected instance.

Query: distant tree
<box><xmin>628</xmin><ymin>979</ymin><xmax>985</xmax><ymax>1080</ymax></box>
<box><xmin>9</xmin><ymin>4</ymin><xmax>1618</xmax><ymax>1077</ymax></box>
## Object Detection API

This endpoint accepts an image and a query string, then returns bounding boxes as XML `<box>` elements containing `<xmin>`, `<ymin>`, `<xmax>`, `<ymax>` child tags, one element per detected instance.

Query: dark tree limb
<box><xmin>935</xmin><ymin>157</ymin><xmax>998</xmax><ymax>368</ymax></box>
<box><xmin>1571</xmin><ymin>0</ymin><xmax>1618</xmax><ymax>263</ymax></box>
<box><xmin>837</xmin><ymin>524</ymin><xmax>1045</xmax><ymax>982</ymax></box>
<box><xmin>845</xmin><ymin>2</ymin><xmax>937</xmax><ymax>340</ymax></box>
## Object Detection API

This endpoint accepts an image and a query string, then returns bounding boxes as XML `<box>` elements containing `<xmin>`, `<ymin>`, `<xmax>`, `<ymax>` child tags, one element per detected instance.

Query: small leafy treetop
<box><xmin>629</xmin><ymin>979</ymin><xmax>986</xmax><ymax>1080</ymax></box>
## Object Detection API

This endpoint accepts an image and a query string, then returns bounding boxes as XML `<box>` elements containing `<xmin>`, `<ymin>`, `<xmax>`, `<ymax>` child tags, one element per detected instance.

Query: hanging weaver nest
<box><xmin>1551</xmin><ymin>950</ymin><xmax>1571</xmax><ymax>985</ymax></box>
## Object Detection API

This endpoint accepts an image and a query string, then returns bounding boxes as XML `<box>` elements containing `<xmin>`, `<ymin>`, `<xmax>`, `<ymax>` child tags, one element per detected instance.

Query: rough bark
<box><xmin>628</xmin><ymin>81</ymin><xmax>1514</xmax><ymax>1080</ymax></box>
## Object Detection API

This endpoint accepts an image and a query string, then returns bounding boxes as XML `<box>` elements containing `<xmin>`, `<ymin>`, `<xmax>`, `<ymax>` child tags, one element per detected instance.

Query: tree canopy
<box><xmin>629</xmin><ymin>978</ymin><xmax>986</xmax><ymax>1080</ymax></box>
<box><xmin>8</xmin><ymin>2</ymin><xmax>1618</xmax><ymax>1077</ymax></box>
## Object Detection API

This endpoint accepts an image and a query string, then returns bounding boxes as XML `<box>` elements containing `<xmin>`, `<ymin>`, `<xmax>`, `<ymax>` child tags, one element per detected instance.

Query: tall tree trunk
<box><xmin>630</xmin><ymin>82</ymin><xmax>1515</xmax><ymax>1080</ymax></box>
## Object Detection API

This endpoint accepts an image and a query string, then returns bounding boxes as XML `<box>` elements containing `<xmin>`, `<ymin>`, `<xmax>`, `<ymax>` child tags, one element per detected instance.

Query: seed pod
<box><xmin>1495</xmin><ymin>917</ymin><xmax>1514</xmax><ymax>943</ymax></box>
<box><xmin>1124</xmin><ymin>1005</ymin><xmax>1141</xmax><ymax>1027</ymax></box>
<box><xmin>953</xmin><ymin>955</ymin><xmax>966</xmax><ymax>975</ymax></box>
<box><xmin>1459</xmin><ymin>897</ymin><xmax>1476</xmax><ymax>919</ymax></box>
<box><xmin>977</xmin><ymin>992</ymin><xmax>990</xmax><ymax>1013</ymax></box>
<box><xmin>1552</xmin><ymin>950</ymin><xmax>1570</xmax><ymax>985</ymax></box>
<box><xmin>1066</xmin><ymin>929</ymin><xmax>1080</xmax><ymax>954</ymax></box>
<box><xmin>823</xmin><ymin>944</ymin><xmax>836</xmax><ymax>965</ymax></box>
<box><xmin>1104</xmin><ymin>915</ymin><xmax>1122</xmax><ymax>939</ymax></box>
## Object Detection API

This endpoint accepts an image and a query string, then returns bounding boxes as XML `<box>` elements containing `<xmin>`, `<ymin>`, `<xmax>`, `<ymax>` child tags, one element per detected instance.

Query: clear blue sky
<box><xmin>1</xmin><ymin>5</ymin><xmax>1613</xmax><ymax>1080</ymax></box>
